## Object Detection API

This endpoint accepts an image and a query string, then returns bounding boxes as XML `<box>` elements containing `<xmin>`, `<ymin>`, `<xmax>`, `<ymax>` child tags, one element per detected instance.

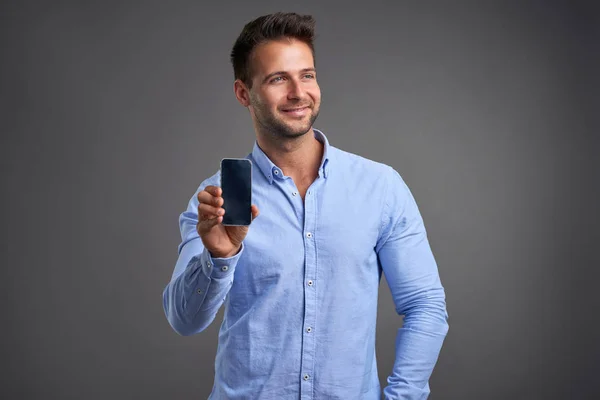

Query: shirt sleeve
<box><xmin>162</xmin><ymin>178</ymin><xmax>243</xmax><ymax>336</ymax></box>
<box><xmin>376</xmin><ymin>167</ymin><xmax>450</xmax><ymax>399</ymax></box>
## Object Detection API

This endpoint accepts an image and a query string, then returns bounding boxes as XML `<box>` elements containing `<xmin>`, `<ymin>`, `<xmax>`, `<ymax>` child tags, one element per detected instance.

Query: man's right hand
<box><xmin>196</xmin><ymin>185</ymin><xmax>259</xmax><ymax>259</ymax></box>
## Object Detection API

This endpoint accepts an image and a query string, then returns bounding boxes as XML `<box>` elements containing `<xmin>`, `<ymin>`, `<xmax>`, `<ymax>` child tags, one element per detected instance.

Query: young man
<box><xmin>163</xmin><ymin>12</ymin><xmax>449</xmax><ymax>400</ymax></box>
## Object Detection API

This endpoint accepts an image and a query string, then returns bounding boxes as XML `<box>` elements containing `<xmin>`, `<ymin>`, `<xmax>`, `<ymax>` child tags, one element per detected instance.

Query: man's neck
<box><xmin>256</xmin><ymin>128</ymin><xmax>324</xmax><ymax>182</ymax></box>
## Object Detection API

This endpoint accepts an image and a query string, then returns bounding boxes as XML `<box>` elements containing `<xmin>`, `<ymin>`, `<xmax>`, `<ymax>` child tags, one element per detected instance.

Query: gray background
<box><xmin>1</xmin><ymin>1</ymin><xmax>598</xmax><ymax>399</ymax></box>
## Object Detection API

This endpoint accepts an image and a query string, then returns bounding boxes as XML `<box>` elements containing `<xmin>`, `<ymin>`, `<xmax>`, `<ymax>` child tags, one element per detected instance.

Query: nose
<box><xmin>287</xmin><ymin>78</ymin><xmax>306</xmax><ymax>100</ymax></box>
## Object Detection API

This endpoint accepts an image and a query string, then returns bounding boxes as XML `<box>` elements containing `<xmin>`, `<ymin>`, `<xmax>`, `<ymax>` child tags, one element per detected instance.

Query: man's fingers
<box><xmin>197</xmin><ymin>214</ymin><xmax>222</xmax><ymax>234</ymax></box>
<box><xmin>204</xmin><ymin>185</ymin><xmax>222</xmax><ymax>198</ymax></box>
<box><xmin>198</xmin><ymin>203</ymin><xmax>224</xmax><ymax>219</ymax></box>
<box><xmin>198</xmin><ymin>188</ymin><xmax>223</xmax><ymax>207</ymax></box>
<box><xmin>251</xmin><ymin>204</ymin><xmax>260</xmax><ymax>221</ymax></box>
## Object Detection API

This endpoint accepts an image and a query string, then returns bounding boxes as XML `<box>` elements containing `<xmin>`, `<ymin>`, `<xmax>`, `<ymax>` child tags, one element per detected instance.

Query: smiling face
<box><xmin>235</xmin><ymin>38</ymin><xmax>321</xmax><ymax>140</ymax></box>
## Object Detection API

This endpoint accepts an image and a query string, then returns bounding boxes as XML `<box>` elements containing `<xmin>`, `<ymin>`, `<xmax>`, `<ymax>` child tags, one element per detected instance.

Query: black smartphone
<box><xmin>220</xmin><ymin>158</ymin><xmax>253</xmax><ymax>226</ymax></box>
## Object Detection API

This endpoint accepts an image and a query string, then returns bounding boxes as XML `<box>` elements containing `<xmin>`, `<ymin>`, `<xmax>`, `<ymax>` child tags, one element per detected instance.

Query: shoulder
<box><xmin>328</xmin><ymin>145</ymin><xmax>414</xmax><ymax>215</ymax></box>
<box><xmin>329</xmin><ymin>145</ymin><xmax>400</xmax><ymax>183</ymax></box>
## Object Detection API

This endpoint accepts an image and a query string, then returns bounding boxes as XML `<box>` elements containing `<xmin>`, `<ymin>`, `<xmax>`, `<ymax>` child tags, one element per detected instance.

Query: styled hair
<box><xmin>230</xmin><ymin>12</ymin><xmax>316</xmax><ymax>88</ymax></box>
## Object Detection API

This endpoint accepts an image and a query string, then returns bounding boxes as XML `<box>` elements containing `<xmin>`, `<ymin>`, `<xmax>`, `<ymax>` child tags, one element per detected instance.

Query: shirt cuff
<box><xmin>199</xmin><ymin>243</ymin><xmax>244</xmax><ymax>279</ymax></box>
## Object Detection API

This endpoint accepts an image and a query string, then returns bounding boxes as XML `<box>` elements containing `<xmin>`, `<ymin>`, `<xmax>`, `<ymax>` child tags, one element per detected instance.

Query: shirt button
<box><xmin>306</xmin><ymin>232</ymin><xmax>312</xmax><ymax>238</ymax></box>
<box><xmin>197</xmin><ymin>289</ymin><xmax>203</xmax><ymax>294</ymax></box>
<box><xmin>274</xmin><ymin>169</ymin><xmax>279</xmax><ymax>175</ymax></box>
<box><xmin>221</xmin><ymin>265</ymin><xmax>229</xmax><ymax>272</ymax></box>
<box><xmin>308</xmin><ymin>190</ymin><xmax>311</xmax><ymax>195</ymax></box>
<box><xmin>303</xmin><ymin>374</ymin><xmax>310</xmax><ymax>381</ymax></box>
<box><xmin>207</xmin><ymin>262</ymin><xmax>212</xmax><ymax>269</ymax></box>
<box><xmin>306</xmin><ymin>327</ymin><xmax>312</xmax><ymax>333</ymax></box>
<box><xmin>292</xmin><ymin>191</ymin><xmax>297</xmax><ymax>196</ymax></box>
<box><xmin>307</xmin><ymin>280</ymin><xmax>313</xmax><ymax>286</ymax></box>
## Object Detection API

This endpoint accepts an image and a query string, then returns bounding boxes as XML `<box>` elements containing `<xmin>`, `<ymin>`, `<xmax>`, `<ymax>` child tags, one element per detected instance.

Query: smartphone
<box><xmin>220</xmin><ymin>158</ymin><xmax>253</xmax><ymax>226</ymax></box>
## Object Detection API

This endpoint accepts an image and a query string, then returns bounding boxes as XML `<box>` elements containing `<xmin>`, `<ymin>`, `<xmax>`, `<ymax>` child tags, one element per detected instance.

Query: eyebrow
<box><xmin>262</xmin><ymin>68</ymin><xmax>316</xmax><ymax>84</ymax></box>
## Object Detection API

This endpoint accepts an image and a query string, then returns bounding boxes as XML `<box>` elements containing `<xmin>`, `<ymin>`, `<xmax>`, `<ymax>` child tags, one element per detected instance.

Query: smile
<box><xmin>281</xmin><ymin>107</ymin><xmax>309</xmax><ymax>117</ymax></box>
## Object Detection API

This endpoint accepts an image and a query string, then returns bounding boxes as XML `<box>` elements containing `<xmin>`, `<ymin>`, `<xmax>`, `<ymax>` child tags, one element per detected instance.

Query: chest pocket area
<box><xmin>226</xmin><ymin>215</ymin><xmax>306</xmax><ymax>313</ymax></box>
<box><xmin>315</xmin><ymin>193</ymin><xmax>381</xmax><ymax>280</ymax></box>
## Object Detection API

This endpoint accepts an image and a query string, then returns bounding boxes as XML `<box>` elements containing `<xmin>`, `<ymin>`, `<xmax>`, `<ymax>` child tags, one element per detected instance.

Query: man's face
<box><xmin>245</xmin><ymin>39</ymin><xmax>321</xmax><ymax>139</ymax></box>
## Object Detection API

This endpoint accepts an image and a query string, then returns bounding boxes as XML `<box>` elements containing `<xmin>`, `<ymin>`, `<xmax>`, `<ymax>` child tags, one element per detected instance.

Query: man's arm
<box><xmin>376</xmin><ymin>167</ymin><xmax>449</xmax><ymax>399</ymax></box>
<box><xmin>162</xmin><ymin>184</ymin><xmax>243</xmax><ymax>336</ymax></box>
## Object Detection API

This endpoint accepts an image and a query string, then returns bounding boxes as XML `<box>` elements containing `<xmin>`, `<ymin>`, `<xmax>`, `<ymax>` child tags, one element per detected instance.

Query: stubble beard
<box><xmin>251</xmin><ymin>96</ymin><xmax>320</xmax><ymax>141</ymax></box>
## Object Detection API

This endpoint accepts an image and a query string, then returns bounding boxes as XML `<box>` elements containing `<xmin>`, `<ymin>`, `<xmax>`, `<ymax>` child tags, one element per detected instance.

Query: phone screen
<box><xmin>220</xmin><ymin>158</ymin><xmax>252</xmax><ymax>226</ymax></box>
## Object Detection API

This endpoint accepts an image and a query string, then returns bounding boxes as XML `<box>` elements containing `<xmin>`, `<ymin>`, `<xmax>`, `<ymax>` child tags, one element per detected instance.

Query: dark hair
<box><xmin>230</xmin><ymin>12</ymin><xmax>316</xmax><ymax>88</ymax></box>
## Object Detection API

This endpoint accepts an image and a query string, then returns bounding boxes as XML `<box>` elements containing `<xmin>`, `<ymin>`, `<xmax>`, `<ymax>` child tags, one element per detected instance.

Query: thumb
<box><xmin>251</xmin><ymin>204</ymin><xmax>260</xmax><ymax>222</ymax></box>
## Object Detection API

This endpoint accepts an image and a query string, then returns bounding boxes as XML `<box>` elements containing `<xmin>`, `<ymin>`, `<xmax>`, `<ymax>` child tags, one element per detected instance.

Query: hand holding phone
<box><xmin>195</xmin><ymin>159</ymin><xmax>259</xmax><ymax>259</ymax></box>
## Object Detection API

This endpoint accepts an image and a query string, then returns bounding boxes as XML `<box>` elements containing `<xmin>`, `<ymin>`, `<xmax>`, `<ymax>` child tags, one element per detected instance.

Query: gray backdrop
<box><xmin>2</xmin><ymin>1</ymin><xmax>598</xmax><ymax>399</ymax></box>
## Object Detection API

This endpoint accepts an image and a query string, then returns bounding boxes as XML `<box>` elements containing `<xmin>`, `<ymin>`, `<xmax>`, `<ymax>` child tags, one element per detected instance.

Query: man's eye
<box><xmin>271</xmin><ymin>76</ymin><xmax>284</xmax><ymax>83</ymax></box>
<box><xmin>304</xmin><ymin>74</ymin><xmax>315</xmax><ymax>79</ymax></box>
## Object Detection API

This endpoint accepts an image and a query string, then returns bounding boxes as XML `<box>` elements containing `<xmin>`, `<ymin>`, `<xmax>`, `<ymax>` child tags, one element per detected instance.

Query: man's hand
<box><xmin>196</xmin><ymin>185</ymin><xmax>259</xmax><ymax>258</ymax></box>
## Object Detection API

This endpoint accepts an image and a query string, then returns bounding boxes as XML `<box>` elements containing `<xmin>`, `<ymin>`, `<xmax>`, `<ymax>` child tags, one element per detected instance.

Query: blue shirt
<box><xmin>163</xmin><ymin>129</ymin><xmax>449</xmax><ymax>399</ymax></box>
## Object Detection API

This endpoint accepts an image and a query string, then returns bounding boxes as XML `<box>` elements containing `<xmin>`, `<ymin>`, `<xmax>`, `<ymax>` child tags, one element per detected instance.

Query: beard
<box><xmin>250</xmin><ymin>94</ymin><xmax>320</xmax><ymax>140</ymax></box>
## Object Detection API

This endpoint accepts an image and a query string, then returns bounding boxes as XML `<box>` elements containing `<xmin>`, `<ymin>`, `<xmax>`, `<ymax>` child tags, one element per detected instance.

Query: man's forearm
<box><xmin>383</xmin><ymin>288</ymin><xmax>449</xmax><ymax>399</ymax></box>
<box><xmin>162</xmin><ymin>245</ymin><xmax>241</xmax><ymax>336</ymax></box>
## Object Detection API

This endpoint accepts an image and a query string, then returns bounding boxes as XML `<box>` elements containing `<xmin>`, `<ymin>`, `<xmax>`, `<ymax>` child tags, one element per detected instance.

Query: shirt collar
<box><xmin>251</xmin><ymin>128</ymin><xmax>331</xmax><ymax>185</ymax></box>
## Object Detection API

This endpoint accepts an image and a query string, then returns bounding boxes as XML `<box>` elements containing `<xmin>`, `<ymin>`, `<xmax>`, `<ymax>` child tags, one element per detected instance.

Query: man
<box><xmin>163</xmin><ymin>12</ymin><xmax>449</xmax><ymax>400</ymax></box>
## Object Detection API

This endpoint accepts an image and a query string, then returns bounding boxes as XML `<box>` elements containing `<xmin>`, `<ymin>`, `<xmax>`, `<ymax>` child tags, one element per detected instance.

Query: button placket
<box><xmin>300</xmin><ymin>186</ymin><xmax>318</xmax><ymax>399</ymax></box>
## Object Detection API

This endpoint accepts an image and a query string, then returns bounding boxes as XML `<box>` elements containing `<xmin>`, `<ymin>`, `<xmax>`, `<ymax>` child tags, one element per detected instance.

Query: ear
<box><xmin>234</xmin><ymin>79</ymin><xmax>251</xmax><ymax>107</ymax></box>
